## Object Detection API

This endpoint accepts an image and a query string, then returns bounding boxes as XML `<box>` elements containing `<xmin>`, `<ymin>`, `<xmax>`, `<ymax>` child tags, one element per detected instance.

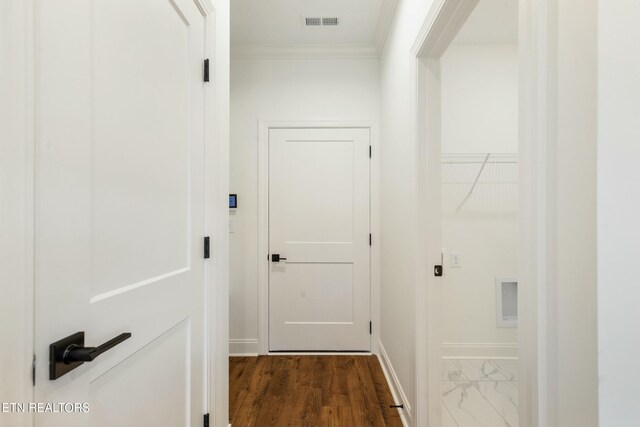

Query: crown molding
<box><xmin>231</xmin><ymin>0</ymin><xmax>399</xmax><ymax>59</ymax></box>
<box><xmin>231</xmin><ymin>43</ymin><xmax>379</xmax><ymax>59</ymax></box>
<box><xmin>373</xmin><ymin>0</ymin><xmax>400</xmax><ymax>56</ymax></box>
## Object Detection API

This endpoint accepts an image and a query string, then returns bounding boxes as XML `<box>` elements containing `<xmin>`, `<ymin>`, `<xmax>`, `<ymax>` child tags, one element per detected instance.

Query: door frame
<box><xmin>1</xmin><ymin>1</ymin><xmax>36</xmax><ymax>425</ymax></box>
<box><xmin>411</xmin><ymin>0</ymin><xmax>547</xmax><ymax>426</ymax></box>
<box><xmin>257</xmin><ymin>118</ymin><xmax>380</xmax><ymax>355</ymax></box>
<box><xmin>0</xmin><ymin>1</ymin><xmax>229</xmax><ymax>426</ymax></box>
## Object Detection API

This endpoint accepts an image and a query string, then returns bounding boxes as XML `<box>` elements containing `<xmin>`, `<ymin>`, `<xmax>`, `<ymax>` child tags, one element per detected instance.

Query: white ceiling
<box><xmin>453</xmin><ymin>0</ymin><xmax>518</xmax><ymax>45</ymax></box>
<box><xmin>231</xmin><ymin>0</ymin><xmax>386</xmax><ymax>45</ymax></box>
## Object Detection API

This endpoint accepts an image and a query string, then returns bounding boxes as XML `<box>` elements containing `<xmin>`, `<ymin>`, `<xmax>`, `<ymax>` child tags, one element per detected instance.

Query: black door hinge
<box><xmin>203</xmin><ymin>59</ymin><xmax>210</xmax><ymax>82</ymax></box>
<box><xmin>369</xmin><ymin>145</ymin><xmax>372</xmax><ymax>158</ymax></box>
<box><xmin>32</xmin><ymin>355</ymin><xmax>36</xmax><ymax>386</ymax></box>
<box><xmin>369</xmin><ymin>321</ymin><xmax>372</xmax><ymax>335</ymax></box>
<box><xmin>204</xmin><ymin>236</ymin><xmax>210</xmax><ymax>259</ymax></box>
<box><xmin>369</xmin><ymin>233</ymin><xmax>372</xmax><ymax>246</ymax></box>
<box><xmin>203</xmin><ymin>413</ymin><xmax>210</xmax><ymax>427</ymax></box>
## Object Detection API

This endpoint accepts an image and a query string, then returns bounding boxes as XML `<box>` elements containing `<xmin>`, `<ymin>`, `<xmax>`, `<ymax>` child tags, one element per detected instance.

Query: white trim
<box><xmin>206</xmin><ymin>2</ymin><xmax>231</xmax><ymax>427</ymax></box>
<box><xmin>412</xmin><ymin>3</ymin><xmax>479</xmax><ymax>425</ymax></box>
<box><xmin>257</xmin><ymin>119</ymin><xmax>270</xmax><ymax>356</ymax></box>
<box><xmin>257</xmin><ymin>118</ymin><xmax>380</xmax><ymax>355</ymax></box>
<box><xmin>374</xmin><ymin>0</ymin><xmax>400</xmax><ymax>55</ymax></box>
<box><xmin>443</xmin><ymin>356</ymin><xmax>519</xmax><ymax>361</ymax></box>
<box><xmin>231</xmin><ymin>43</ymin><xmax>378</xmax><ymax>59</ymax></box>
<box><xmin>518</xmin><ymin>0</ymin><xmax>551</xmax><ymax>424</ymax></box>
<box><xmin>192</xmin><ymin>0</ymin><xmax>214</xmax><ymax>15</ymax></box>
<box><xmin>0</xmin><ymin>1</ymin><xmax>35</xmax><ymax>426</ymax></box>
<box><xmin>378</xmin><ymin>341</ymin><xmax>411</xmax><ymax>427</ymax></box>
<box><xmin>370</xmin><ymin>123</ymin><xmax>382</xmax><ymax>356</ymax></box>
<box><xmin>441</xmin><ymin>342</ymin><xmax>519</xmax><ymax>359</ymax></box>
<box><xmin>413</xmin><ymin>55</ymin><xmax>443</xmax><ymax>427</ymax></box>
<box><xmin>229</xmin><ymin>339</ymin><xmax>259</xmax><ymax>356</ymax></box>
<box><xmin>412</xmin><ymin>0</ymin><xmax>478</xmax><ymax>57</ymax></box>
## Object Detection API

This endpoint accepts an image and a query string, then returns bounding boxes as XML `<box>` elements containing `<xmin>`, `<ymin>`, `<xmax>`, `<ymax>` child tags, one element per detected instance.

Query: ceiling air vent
<box><xmin>305</xmin><ymin>17</ymin><xmax>322</xmax><ymax>26</ymax></box>
<box><xmin>303</xmin><ymin>17</ymin><xmax>339</xmax><ymax>27</ymax></box>
<box><xmin>322</xmin><ymin>17</ymin><xmax>339</xmax><ymax>26</ymax></box>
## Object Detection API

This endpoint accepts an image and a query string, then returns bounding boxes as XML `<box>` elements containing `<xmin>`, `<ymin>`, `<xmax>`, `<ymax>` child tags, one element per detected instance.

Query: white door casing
<box><xmin>34</xmin><ymin>0</ymin><xmax>208</xmax><ymax>426</ymax></box>
<box><xmin>412</xmin><ymin>1</ymin><xmax>479</xmax><ymax>426</ymax></box>
<box><xmin>268</xmin><ymin>128</ymin><xmax>371</xmax><ymax>351</ymax></box>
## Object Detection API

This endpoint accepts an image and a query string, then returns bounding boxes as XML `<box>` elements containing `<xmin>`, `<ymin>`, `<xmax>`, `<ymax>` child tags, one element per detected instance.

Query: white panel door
<box><xmin>33</xmin><ymin>1</ymin><xmax>207</xmax><ymax>426</ymax></box>
<box><xmin>269</xmin><ymin>128</ymin><xmax>371</xmax><ymax>351</ymax></box>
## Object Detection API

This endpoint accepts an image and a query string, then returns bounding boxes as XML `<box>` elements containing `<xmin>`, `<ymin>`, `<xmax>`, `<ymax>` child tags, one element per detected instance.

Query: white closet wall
<box><xmin>440</xmin><ymin>44</ymin><xmax>519</xmax><ymax>358</ymax></box>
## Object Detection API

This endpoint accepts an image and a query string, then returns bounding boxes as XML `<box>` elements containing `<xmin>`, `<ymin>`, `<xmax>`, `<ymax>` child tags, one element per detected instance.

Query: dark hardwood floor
<box><xmin>229</xmin><ymin>355</ymin><xmax>404</xmax><ymax>427</ymax></box>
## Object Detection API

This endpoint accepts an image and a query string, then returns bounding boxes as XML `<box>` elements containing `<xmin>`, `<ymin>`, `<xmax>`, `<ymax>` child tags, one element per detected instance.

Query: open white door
<box><xmin>268</xmin><ymin>128</ymin><xmax>371</xmax><ymax>351</ymax></box>
<box><xmin>33</xmin><ymin>0</ymin><xmax>208</xmax><ymax>426</ymax></box>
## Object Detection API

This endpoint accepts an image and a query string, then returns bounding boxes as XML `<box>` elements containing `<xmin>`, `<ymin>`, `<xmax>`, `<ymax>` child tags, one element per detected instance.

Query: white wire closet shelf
<box><xmin>441</xmin><ymin>153</ymin><xmax>518</xmax><ymax>214</ymax></box>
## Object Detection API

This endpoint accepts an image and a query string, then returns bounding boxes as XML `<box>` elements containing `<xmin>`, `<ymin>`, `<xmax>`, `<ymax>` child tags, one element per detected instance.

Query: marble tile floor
<box><xmin>442</xmin><ymin>359</ymin><xmax>519</xmax><ymax>427</ymax></box>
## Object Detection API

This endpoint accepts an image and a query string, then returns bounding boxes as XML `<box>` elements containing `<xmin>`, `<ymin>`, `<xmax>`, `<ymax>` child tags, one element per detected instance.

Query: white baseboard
<box><xmin>377</xmin><ymin>340</ymin><xmax>411</xmax><ymax>427</ymax></box>
<box><xmin>441</xmin><ymin>342</ymin><xmax>518</xmax><ymax>359</ymax></box>
<box><xmin>229</xmin><ymin>339</ymin><xmax>258</xmax><ymax>356</ymax></box>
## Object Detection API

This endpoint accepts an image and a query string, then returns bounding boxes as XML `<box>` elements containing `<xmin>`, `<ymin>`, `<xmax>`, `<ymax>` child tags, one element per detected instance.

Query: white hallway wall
<box><xmin>229</xmin><ymin>57</ymin><xmax>380</xmax><ymax>354</ymax></box>
<box><xmin>441</xmin><ymin>44</ymin><xmax>518</xmax><ymax>356</ymax></box>
<box><xmin>379</xmin><ymin>0</ymin><xmax>436</xmax><ymax>421</ymax></box>
<box><xmin>598</xmin><ymin>0</ymin><xmax>640</xmax><ymax>425</ymax></box>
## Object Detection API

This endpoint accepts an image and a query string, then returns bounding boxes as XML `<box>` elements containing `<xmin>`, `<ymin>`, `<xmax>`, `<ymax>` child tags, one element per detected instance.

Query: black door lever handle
<box><xmin>62</xmin><ymin>333</ymin><xmax>132</xmax><ymax>363</ymax></box>
<box><xmin>271</xmin><ymin>254</ymin><xmax>287</xmax><ymax>262</ymax></box>
<box><xmin>50</xmin><ymin>331</ymin><xmax>132</xmax><ymax>380</ymax></box>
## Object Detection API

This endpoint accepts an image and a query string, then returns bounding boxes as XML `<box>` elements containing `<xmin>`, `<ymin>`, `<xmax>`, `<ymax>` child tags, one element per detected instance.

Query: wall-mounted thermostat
<box><xmin>229</xmin><ymin>194</ymin><xmax>238</xmax><ymax>209</ymax></box>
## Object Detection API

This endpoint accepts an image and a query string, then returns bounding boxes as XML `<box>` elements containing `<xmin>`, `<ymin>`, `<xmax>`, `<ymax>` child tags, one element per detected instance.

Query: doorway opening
<box><xmin>413</xmin><ymin>0</ymin><xmax>524</xmax><ymax>426</ymax></box>
<box><xmin>440</xmin><ymin>5</ymin><xmax>520</xmax><ymax>422</ymax></box>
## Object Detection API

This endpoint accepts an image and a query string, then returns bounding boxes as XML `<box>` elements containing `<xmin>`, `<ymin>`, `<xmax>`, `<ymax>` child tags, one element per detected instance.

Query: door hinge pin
<box><xmin>369</xmin><ymin>321</ymin><xmax>372</xmax><ymax>335</ymax></box>
<box><xmin>203</xmin><ymin>59</ymin><xmax>210</xmax><ymax>83</ymax></box>
<box><xmin>369</xmin><ymin>233</ymin><xmax>372</xmax><ymax>246</ymax></box>
<box><xmin>203</xmin><ymin>413</ymin><xmax>210</xmax><ymax>427</ymax></box>
<box><xmin>369</xmin><ymin>145</ymin><xmax>372</xmax><ymax>158</ymax></box>
<box><xmin>204</xmin><ymin>236</ymin><xmax>210</xmax><ymax>259</ymax></box>
<box><xmin>32</xmin><ymin>355</ymin><xmax>36</xmax><ymax>386</ymax></box>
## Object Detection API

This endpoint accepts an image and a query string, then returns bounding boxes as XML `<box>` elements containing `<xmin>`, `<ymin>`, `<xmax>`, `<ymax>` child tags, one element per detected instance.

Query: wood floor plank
<box><xmin>337</xmin><ymin>405</ymin><xmax>356</xmax><ymax>427</ymax></box>
<box><xmin>366</xmin><ymin>356</ymin><xmax>404</xmax><ymax>427</ymax></box>
<box><xmin>229</xmin><ymin>357</ymin><xmax>257</xmax><ymax>413</ymax></box>
<box><xmin>321</xmin><ymin>356</ymin><xmax>350</xmax><ymax>407</ymax></box>
<box><xmin>230</xmin><ymin>355</ymin><xmax>403</xmax><ymax>427</ymax></box>
<box><xmin>232</xmin><ymin>356</ymin><xmax>272</xmax><ymax>427</ymax></box>
<box><xmin>319</xmin><ymin>406</ymin><xmax>340</xmax><ymax>427</ymax></box>
<box><xmin>355</xmin><ymin>357</ymin><xmax>387</xmax><ymax>423</ymax></box>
